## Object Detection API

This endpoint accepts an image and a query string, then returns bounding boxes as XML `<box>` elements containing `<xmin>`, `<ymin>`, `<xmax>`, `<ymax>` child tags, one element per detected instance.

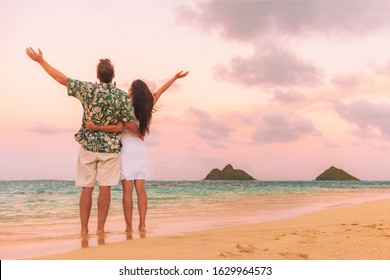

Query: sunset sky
<box><xmin>2</xmin><ymin>0</ymin><xmax>390</xmax><ymax>181</ymax></box>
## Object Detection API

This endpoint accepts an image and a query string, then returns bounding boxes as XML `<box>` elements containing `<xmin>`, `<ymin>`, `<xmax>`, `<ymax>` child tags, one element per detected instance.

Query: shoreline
<box><xmin>27</xmin><ymin>197</ymin><xmax>390</xmax><ymax>260</ymax></box>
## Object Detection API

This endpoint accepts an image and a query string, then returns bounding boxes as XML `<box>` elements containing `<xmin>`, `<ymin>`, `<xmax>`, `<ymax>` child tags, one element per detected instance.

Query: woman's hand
<box><xmin>175</xmin><ymin>70</ymin><xmax>189</xmax><ymax>80</ymax></box>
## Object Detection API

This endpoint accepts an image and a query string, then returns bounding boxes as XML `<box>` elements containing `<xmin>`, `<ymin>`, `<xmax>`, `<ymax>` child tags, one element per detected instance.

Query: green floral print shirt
<box><xmin>67</xmin><ymin>78</ymin><xmax>133</xmax><ymax>153</ymax></box>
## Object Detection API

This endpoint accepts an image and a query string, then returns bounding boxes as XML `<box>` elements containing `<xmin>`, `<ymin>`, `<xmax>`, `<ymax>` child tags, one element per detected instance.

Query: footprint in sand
<box><xmin>236</xmin><ymin>243</ymin><xmax>256</xmax><ymax>253</ymax></box>
<box><xmin>273</xmin><ymin>233</ymin><xmax>288</xmax><ymax>240</ymax></box>
<box><xmin>297</xmin><ymin>230</ymin><xmax>320</xmax><ymax>244</ymax></box>
<box><xmin>219</xmin><ymin>251</ymin><xmax>239</xmax><ymax>258</ymax></box>
<box><xmin>220</xmin><ymin>243</ymin><xmax>259</xmax><ymax>258</ymax></box>
<box><xmin>279</xmin><ymin>252</ymin><xmax>309</xmax><ymax>260</ymax></box>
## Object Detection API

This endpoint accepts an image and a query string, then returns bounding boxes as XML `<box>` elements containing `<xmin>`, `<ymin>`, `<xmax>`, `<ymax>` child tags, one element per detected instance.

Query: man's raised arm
<box><xmin>26</xmin><ymin>47</ymin><xmax>68</xmax><ymax>86</ymax></box>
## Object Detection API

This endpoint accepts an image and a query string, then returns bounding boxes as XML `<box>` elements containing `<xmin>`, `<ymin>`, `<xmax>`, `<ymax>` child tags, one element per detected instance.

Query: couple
<box><xmin>26</xmin><ymin>47</ymin><xmax>188</xmax><ymax>235</ymax></box>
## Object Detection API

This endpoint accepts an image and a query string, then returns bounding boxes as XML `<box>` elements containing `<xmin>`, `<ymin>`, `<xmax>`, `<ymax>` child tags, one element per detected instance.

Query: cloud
<box><xmin>177</xmin><ymin>1</ymin><xmax>390</xmax><ymax>40</ymax></box>
<box><xmin>178</xmin><ymin>1</ymin><xmax>390</xmax><ymax>89</ymax></box>
<box><xmin>251</xmin><ymin>111</ymin><xmax>320</xmax><ymax>143</ymax></box>
<box><xmin>271</xmin><ymin>89</ymin><xmax>307</xmax><ymax>104</ymax></box>
<box><xmin>371</xmin><ymin>58</ymin><xmax>390</xmax><ymax>76</ymax></box>
<box><xmin>214</xmin><ymin>46</ymin><xmax>323</xmax><ymax>87</ymax></box>
<box><xmin>332</xmin><ymin>99</ymin><xmax>390</xmax><ymax>138</ymax></box>
<box><xmin>188</xmin><ymin>107</ymin><xmax>234</xmax><ymax>146</ymax></box>
<box><xmin>331</xmin><ymin>74</ymin><xmax>361</xmax><ymax>88</ymax></box>
<box><xmin>31</xmin><ymin>123</ymin><xmax>74</xmax><ymax>135</ymax></box>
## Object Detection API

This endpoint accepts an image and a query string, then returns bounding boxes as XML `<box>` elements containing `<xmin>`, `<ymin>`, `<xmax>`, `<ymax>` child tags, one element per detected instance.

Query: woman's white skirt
<box><xmin>120</xmin><ymin>131</ymin><xmax>148</xmax><ymax>180</ymax></box>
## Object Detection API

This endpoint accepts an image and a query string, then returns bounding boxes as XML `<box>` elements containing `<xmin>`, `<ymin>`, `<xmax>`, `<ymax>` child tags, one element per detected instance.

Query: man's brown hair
<box><xmin>97</xmin><ymin>59</ymin><xmax>115</xmax><ymax>83</ymax></box>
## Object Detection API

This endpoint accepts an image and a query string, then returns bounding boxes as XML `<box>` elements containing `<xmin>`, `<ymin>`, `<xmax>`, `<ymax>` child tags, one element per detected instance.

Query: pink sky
<box><xmin>2</xmin><ymin>0</ymin><xmax>390</xmax><ymax>181</ymax></box>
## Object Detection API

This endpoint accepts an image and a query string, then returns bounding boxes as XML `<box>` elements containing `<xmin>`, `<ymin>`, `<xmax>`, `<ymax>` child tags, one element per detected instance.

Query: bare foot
<box><xmin>80</xmin><ymin>234</ymin><xmax>90</xmax><ymax>248</ymax></box>
<box><xmin>97</xmin><ymin>233</ymin><xmax>105</xmax><ymax>245</ymax></box>
<box><xmin>126</xmin><ymin>232</ymin><xmax>133</xmax><ymax>240</ymax></box>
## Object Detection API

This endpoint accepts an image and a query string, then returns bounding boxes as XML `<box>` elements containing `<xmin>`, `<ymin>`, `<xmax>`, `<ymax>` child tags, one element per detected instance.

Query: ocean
<box><xmin>1</xmin><ymin>180</ymin><xmax>390</xmax><ymax>259</ymax></box>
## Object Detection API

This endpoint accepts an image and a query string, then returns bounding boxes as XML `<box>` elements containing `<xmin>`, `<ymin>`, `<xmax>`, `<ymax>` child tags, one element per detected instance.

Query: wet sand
<box><xmin>28</xmin><ymin>198</ymin><xmax>390</xmax><ymax>260</ymax></box>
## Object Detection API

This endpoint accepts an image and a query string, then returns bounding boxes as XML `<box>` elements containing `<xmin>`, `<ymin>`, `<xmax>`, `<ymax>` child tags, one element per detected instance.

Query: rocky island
<box><xmin>204</xmin><ymin>164</ymin><xmax>255</xmax><ymax>180</ymax></box>
<box><xmin>315</xmin><ymin>166</ymin><xmax>359</xmax><ymax>181</ymax></box>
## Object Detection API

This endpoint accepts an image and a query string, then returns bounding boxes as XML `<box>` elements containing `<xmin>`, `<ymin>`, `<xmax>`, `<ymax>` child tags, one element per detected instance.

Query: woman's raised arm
<box><xmin>153</xmin><ymin>71</ymin><xmax>189</xmax><ymax>104</ymax></box>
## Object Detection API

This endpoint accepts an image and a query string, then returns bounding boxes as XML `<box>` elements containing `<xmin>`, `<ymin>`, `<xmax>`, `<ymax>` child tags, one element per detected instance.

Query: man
<box><xmin>26</xmin><ymin>47</ymin><xmax>137</xmax><ymax>235</ymax></box>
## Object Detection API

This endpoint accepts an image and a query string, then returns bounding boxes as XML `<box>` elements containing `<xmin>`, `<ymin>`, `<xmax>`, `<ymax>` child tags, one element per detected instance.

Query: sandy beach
<box><xmin>29</xmin><ymin>198</ymin><xmax>390</xmax><ymax>260</ymax></box>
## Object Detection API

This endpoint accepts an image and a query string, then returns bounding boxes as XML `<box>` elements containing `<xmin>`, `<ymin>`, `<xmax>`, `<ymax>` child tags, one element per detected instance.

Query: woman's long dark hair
<box><xmin>130</xmin><ymin>80</ymin><xmax>154</xmax><ymax>136</ymax></box>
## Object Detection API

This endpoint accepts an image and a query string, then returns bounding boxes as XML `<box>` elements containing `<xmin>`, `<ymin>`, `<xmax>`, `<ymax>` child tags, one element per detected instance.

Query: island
<box><xmin>315</xmin><ymin>166</ymin><xmax>359</xmax><ymax>181</ymax></box>
<box><xmin>204</xmin><ymin>164</ymin><xmax>256</xmax><ymax>180</ymax></box>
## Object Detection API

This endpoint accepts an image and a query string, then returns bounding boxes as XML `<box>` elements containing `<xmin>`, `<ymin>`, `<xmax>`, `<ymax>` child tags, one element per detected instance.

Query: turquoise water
<box><xmin>1</xmin><ymin>180</ymin><xmax>390</xmax><ymax>259</ymax></box>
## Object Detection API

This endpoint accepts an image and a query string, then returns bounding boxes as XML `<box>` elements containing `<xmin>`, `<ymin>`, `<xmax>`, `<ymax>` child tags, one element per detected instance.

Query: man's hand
<box><xmin>25</xmin><ymin>47</ymin><xmax>68</xmax><ymax>86</ymax></box>
<box><xmin>85</xmin><ymin>120</ymin><xmax>97</xmax><ymax>131</ymax></box>
<box><xmin>26</xmin><ymin>47</ymin><xmax>44</xmax><ymax>63</ymax></box>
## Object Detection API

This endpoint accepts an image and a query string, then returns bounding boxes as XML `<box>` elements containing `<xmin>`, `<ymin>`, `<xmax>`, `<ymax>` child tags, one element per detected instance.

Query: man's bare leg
<box><xmin>96</xmin><ymin>185</ymin><xmax>111</xmax><ymax>234</ymax></box>
<box><xmin>134</xmin><ymin>179</ymin><xmax>147</xmax><ymax>231</ymax></box>
<box><xmin>122</xmin><ymin>179</ymin><xmax>134</xmax><ymax>232</ymax></box>
<box><xmin>79</xmin><ymin>187</ymin><xmax>94</xmax><ymax>235</ymax></box>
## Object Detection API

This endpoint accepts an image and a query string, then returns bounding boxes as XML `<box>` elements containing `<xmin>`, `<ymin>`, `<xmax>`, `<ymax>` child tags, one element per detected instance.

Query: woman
<box><xmin>85</xmin><ymin>70</ymin><xmax>189</xmax><ymax>232</ymax></box>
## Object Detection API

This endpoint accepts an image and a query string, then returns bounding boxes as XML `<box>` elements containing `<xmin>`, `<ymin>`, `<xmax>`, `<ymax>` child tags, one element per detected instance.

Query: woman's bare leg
<box><xmin>122</xmin><ymin>179</ymin><xmax>134</xmax><ymax>232</ymax></box>
<box><xmin>134</xmin><ymin>179</ymin><xmax>147</xmax><ymax>231</ymax></box>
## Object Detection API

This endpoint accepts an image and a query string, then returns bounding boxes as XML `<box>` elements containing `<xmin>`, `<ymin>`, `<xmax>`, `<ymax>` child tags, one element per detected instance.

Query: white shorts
<box><xmin>76</xmin><ymin>147</ymin><xmax>120</xmax><ymax>187</ymax></box>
